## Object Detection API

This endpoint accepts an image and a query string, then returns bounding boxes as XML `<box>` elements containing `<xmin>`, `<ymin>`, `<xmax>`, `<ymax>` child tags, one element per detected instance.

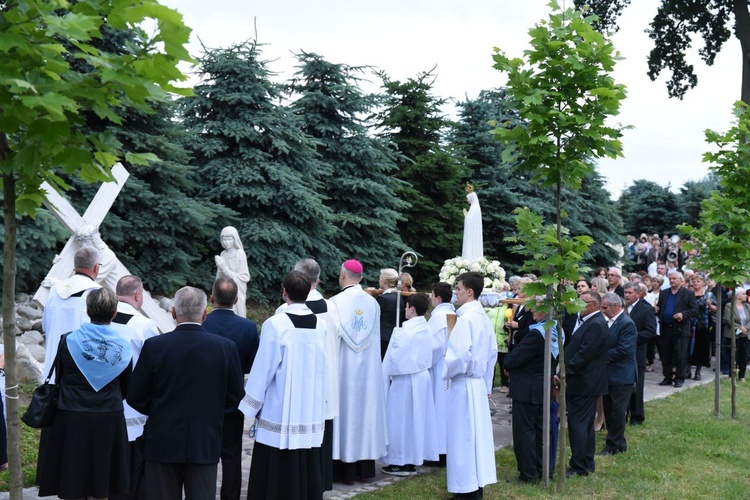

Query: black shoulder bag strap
<box><xmin>45</xmin><ymin>332</ymin><xmax>71</xmax><ymax>384</ymax></box>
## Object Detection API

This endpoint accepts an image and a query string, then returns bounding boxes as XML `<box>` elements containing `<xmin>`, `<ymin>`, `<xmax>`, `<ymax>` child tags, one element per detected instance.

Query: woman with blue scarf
<box><xmin>38</xmin><ymin>287</ymin><xmax>133</xmax><ymax>499</ymax></box>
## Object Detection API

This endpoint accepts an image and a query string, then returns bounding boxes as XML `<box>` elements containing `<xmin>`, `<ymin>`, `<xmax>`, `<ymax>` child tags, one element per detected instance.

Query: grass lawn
<box><xmin>357</xmin><ymin>379</ymin><xmax>750</xmax><ymax>499</ymax></box>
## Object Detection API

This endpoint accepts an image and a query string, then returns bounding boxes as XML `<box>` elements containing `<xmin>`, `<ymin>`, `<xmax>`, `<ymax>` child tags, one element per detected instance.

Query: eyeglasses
<box><xmin>607</xmin><ymin>273</ymin><xmax>619</xmax><ymax>277</ymax></box>
<box><xmin>582</xmin><ymin>300</ymin><xmax>597</xmax><ymax>305</ymax></box>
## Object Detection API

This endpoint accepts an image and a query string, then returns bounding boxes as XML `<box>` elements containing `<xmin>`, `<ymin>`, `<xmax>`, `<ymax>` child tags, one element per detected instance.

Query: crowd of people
<box><xmin>33</xmin><ymin>243</ymin><xmax>750</xmax><ymax>499</ymax></box>
<box><xmin>35</xmin><ymin>247</ymin><xmax>498</xmax><ymax>499</ymax></box>
<box><xmin>499</xmin><ymin>255</ymin><xmax>750</xmax><ymax>484</ymax></box>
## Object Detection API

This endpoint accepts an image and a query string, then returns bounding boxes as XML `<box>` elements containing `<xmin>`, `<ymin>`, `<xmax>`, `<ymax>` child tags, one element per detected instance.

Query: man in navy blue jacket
<box><xmin>600</xmin><ymin>293</ymin><xmax>637</xmax><ymax>455</ymax></box>
<box><xmin>129</xmin><ymin>286</ymin><xmax>244</xmax><ymax>500</ymax></box>
<box><xmin>203</xmin><ymin>277</ymin><xmax>259</xmax><ymax>500</ymax></box>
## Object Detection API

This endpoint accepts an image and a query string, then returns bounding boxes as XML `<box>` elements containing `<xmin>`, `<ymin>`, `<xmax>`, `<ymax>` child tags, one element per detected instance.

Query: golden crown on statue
<box><xmin>465</xmin><ymin>182</ymin><xmax>474</xmax><ymax>193</ymax></box>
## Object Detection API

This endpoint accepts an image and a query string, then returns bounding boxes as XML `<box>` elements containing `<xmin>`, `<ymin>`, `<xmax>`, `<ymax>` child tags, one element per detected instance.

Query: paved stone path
<box><xmin>1</xmin><ymin>359</ymin><xmax>719</xmax><ymax>499</ymax></box>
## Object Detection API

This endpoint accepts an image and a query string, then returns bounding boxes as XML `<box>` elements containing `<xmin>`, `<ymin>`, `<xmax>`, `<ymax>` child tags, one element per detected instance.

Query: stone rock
<box><xmin>15</xmin><ymin>293</ymin><xmax>30</xmax><ymax>304</ymax></box>
<box><xmin>19</xmin><ymin>330</ymin><xmax>44</xmax><ymax>346</ymax></box>
<box><xmin>32</xmin><ymin>320</ymin><xmax>43</xmax><ymax>332</ymax></box>
<box><xmin>24</xmin><ymin>343</ymin><xmax>46</xmax><ymax>365</ymax></box>
<box><xmin>16</xmin><ymin>304</ymin><xmax>43</xmax><ymax>321</ymax></box>
<box><xmin>16</xmin><ymin>345</ymin><xmax>43</xmax><ymax>383</ymax></box>
<box><xmin>16</xmin><ymin>316</ymin><xmax>33</xmax><ymax>332</ymax></box>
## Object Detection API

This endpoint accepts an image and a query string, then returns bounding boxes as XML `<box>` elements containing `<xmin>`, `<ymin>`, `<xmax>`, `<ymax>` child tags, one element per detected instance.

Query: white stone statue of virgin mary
<box><xmin>461</xmin><ymin>183</ymin><xmax>484</xmax><ymax>261</ymax></box>
<box><xmin>215</xmin><ymin>226</ymin><xmax>250</xmax><ymax>317</ymax></box>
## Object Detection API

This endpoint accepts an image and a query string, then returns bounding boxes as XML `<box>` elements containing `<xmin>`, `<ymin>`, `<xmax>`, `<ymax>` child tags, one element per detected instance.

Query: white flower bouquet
<box><xmin>438</xmin><ymin>257</ymin><xmax>507</xmax><ymax>291</ymax></box>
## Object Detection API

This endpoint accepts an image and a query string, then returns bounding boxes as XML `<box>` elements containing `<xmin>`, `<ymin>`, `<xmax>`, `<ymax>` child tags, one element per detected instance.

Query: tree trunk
<box><xmin>2</xmin><ymin>151</ymin><xmax>23</xmax><ymax>497</ymax></box>
<box><xmin>714</xmin><ymin>285</ymin><xmax>723</xmax><ymax>417</ymax></box>
<box><xmin>553</xmin><ymin>175</ymin><xmax>568</xmax><ymax>492</ymax></box>
<box><xmin>734</xmin><ymin>0</ymin><xmax>750</xmax><ymax>105</ymax></box>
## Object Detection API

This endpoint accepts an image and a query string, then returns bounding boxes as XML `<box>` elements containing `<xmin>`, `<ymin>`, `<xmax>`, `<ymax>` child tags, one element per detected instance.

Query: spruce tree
<box><xmin>181</xmin><ymin>42</ymin><xmax>339</xmax><ymax>301</ymax></box>
<box><xmin>287</xmin><ymin>52</ymin><xmax>409</xmax><ymax>286</ymax></box>
<box><xmin>68</xmin><ymin>101</ymin><xmax>235</xmax><ymax>294</ymax></box>
<box><xmin>375</xmin><ymin>70</ymin><xmax>466</xmax><ymax>284</ymax></box>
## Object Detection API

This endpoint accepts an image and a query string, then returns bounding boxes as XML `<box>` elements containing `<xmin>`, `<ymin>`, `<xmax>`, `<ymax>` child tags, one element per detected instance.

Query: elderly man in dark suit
<box><xmin>564</xmin><ymin>291</ymin><xmax>609</xmax><ymax>477</ymax></box>
<box><xmin>599</xmin><ymin>293</ymin><xmax>637</xmax><ymax>455</ymax></box>
<box><xmin>202</xmin><ymin>277</ymin><xmax>259</xmax><ymax>500</ymax></box>
<box><xmin>128</xmin><ymin>286</ymin><xmax>244</xmax><ymax>499</ymax></box>
<box><xmin>624</xmin><ymin>283</ymin><xmax>657</xmax><ymax>426</ymax></box>
<box><xmin>656</xmin><ymin>272</ymin><xmax>698</xmax><ymax>388</ymax></box>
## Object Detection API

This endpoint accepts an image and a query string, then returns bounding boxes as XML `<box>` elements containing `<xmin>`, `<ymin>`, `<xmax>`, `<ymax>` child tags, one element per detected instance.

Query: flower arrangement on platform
<box><xmin>438</xmin><ymin>257</ymin><xmax>507</xmax><ymax>291</ymax></box>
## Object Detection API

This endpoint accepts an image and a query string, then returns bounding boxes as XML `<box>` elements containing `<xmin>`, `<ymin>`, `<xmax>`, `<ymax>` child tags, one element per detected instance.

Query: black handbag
<box><xmin>22</xmin><ymin>333</ymin><xmax>68</xmax><ymax>428</ymax></box>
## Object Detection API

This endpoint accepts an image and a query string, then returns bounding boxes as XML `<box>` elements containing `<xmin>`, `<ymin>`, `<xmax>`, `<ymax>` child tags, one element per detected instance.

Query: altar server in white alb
<box><xmin>111</xmin><ymin>275</ymin><xmax>159</xmax><ymax>444</ymax></box>
<box><xmin>443</xmin><ymin>272</ymin><xmax>497</xmax><ymax>499</ymax></box>
<box><xmin>329</xmin><ymin>259</ymin><xmax>387</xmax><ymax>484</ymax></box>
<box><xmin>41</xmin><ymin>246</ymin><xmax>102</xmax><ymax>383</ymax></box>
<box><xmin>427</xmin><ymin>282</ymin><xmax>455</xmax><ymax>466</ymax></box>
<box><xmin>275</xmin><ymin>258</ymin><xmax>339</xmax><ymax>492</ymax></box>
<box><xmin>240</xmin><ymin>271</ymin><xmax>327</xmax><ymax>499</ymax></box>
<box><xmin>381</xmin><ymin>293</ymin><xmax>439</xmax><ymax>476</ymax></box>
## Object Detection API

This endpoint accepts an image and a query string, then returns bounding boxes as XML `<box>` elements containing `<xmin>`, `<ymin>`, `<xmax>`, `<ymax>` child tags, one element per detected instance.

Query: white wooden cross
<box><xmin>33</xmin><ymin>163</ymin><xmax>175</xmax><ymax>333</ymax></box>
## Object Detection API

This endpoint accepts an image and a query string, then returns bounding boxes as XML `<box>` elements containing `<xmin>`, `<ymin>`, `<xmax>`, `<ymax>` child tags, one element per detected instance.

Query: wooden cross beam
<box><xmin>33</xmin><ymin>163</ymin><xmax>175</xmax><ymax>333</ymax></box>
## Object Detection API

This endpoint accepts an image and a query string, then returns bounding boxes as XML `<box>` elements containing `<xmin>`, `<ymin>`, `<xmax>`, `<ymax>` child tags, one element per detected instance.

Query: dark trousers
<box><xmin>511</xmin><ymin>399</ymin><xmax>543</xmax><ymax>482</ymax></box>
<box><xmin>603</xmin><ymin>384</ymin><xmax>634</xmax><ymax>452</ymax></box>
<box><xmin>721</xmin><ymin>335</ymin><xmax>731</xmax><ymax>374</ymax></box>
<box><xmin>142</xmin><ymin>461</ymin><xmax>217</xmax><ymax>500</ymax></box>
<box><xmin>660</xmin><ymin>325</ymin><xmax>689</xmax><ymax>383</ymax></box>
<box><xmin>736</xmin><ymin>337</ymin><xmax>749</xmax><ymax>379</ymax></box>
<box><xmin>321</xmin><ymin>420</ymin><xmax>333</xmax><ymax>491</ymax></box>
<box><xmin>628</xmin><ymin>366</ymin><xmax>646</xmax><ymax>424</ymax></box>
<box><xmin>220</xmin><ymin>410</ymin><xmax>245</xmax><ymax>500</ymax></box>
<box><xmin>494</xmin><ymin>352</ymin><xmax>509</xmax><ymax>388</ymax></box>
<box><xmin>566</xmin><ymin>393</ymin><xmax>597</xmax><ymax>474</ymax></box>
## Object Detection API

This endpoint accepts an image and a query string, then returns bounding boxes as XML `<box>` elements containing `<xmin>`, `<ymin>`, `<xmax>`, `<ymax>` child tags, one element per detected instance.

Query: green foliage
<box><xmin>506</xmin><ymin>207</ymin><xmax>593</xmax><ymax>316</ymax></box>
<box><xmin>181</xmin><ymin>42</ymin><xmax>340</xmax><ymax>301</ymax></box>
<box><xmin>287</xmin><ymin>52</ymin><xmax>410</xmax><ymax>286</ymax></box>
<box><xmin>0</xmin><ymin>207</ymin><xmax>68</xmax><ymax>292</ymax></box>
<box><xmin>682</xmin><ymin>101</ymin><xmax>750</xmax><ymax>288</ymax></box>
<box><xmin>679</xmin><ymin>175</ymin><xmax>719</xmax><ymax>229</ymax></box>
<box><xmin>617</xmin><ymin>179</ymin><xmax>688</xmax><ymax>236</ymax></box>
<box><xmin>493</xmin><ymin>0</ymin><xmax>627</xmax><ymax>191</ymax></box>
<box><xmin>0</xmin><ymin>0</ymin><xmax>193</xmax><ymax>206</ymax></box>
<box><xmin>452</xmin><ymin>90</ymin><xmax>622</xmax><ymax>273</ymax></box>
<box><xmin>63</xmin><ymin>101</ymin><xmax>235</xmax><ymax>295</ymax></box>
<box><xmin>375</xmin><ymin>69</ymin><xmax>467</xmax><ymax>283</ymax></box>
<box><xmin>576</xmin><ymin>0</ymin><xmax>749</xmax><ymax>102</ymax></box>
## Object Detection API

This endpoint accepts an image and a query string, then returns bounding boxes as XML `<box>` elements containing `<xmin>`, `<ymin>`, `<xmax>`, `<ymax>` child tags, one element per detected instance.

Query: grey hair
<box><xmin>380</xmin><ymin>268</ymin><xmax>398</xmax><ymax>288</ymax></box>
<box><xmin>602</xmin><ymin>292</ymin><xmax>623</xmax><ymax>308</ymax></box>
<box><xmin>294</xmin><ymin>258</ymin><xmax>321</xmax><ymax>283</ymax></box>
<box><xmin>174</xmin><ymin>286</ymin><xmax>207</xmax><ymax>322</ymax></box>
<box><xmin>74</xmin><ymin>246</ymin><xmax>100</xmax><ymax>270</ymax></box>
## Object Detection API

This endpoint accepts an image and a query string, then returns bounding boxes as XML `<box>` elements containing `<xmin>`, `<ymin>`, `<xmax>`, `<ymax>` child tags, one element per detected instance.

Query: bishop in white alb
<box><xmin>329</xmin><ymin>284</ymin><xmax>387</xmax><ymax>470</ymax></box>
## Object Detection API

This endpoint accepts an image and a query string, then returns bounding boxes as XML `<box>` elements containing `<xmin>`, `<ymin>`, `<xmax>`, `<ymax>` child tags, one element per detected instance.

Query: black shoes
<box><xmin>673</xmin><ymin>380</ymin><xmax>684</xmax><ymax>388</ymax></box>
<box><xmin>381</xmin><ymin>464</ymin><xmax>416</xmax><ymax>477</ymax></box>
<box><xmin>658</xmin><ymin>378</ymin><xmax>673</xmax><ymax>386</ymax></box>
